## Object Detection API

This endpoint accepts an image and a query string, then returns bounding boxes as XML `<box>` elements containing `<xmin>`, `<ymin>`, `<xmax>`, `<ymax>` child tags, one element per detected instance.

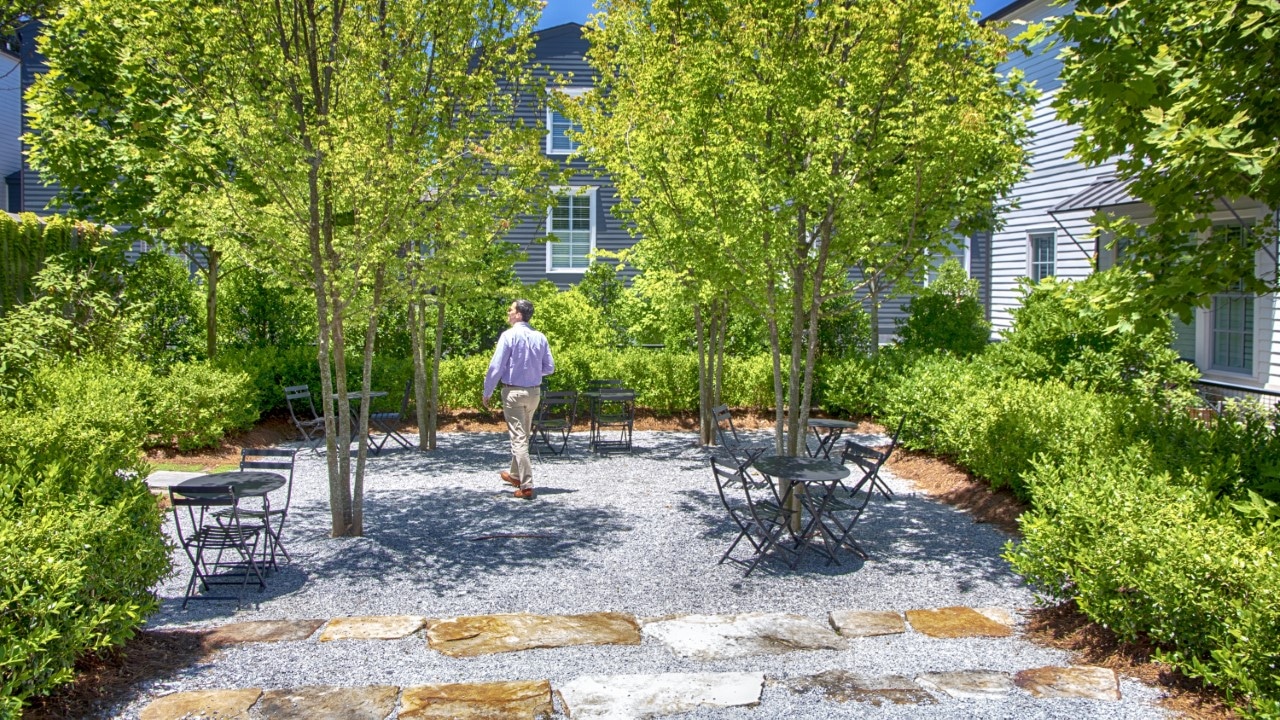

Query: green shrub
<box><xmin>216</xmin><ymin>265</ymin><xmax>316</xmax><ymax>351</ymax></box>
<box><xmin>995</xmin><ymin>273</ymin><xmax>1198</xmax><ymax>400</ymax></box>
<box><xmin>0</xmin><ymin>362</ymin><xmax>168</xmax><ymax>716</ymax></box>
<box><xmin>144</xmin><ymin>362</ymin><xmax>260</xmax><ymax>450</ymax></box>
<box><xmin>1009</xmin><ymin>452</ymin><xmax>1280</xmax><ymax>715</ymax></box>
<box><xmin>123</xmin><ymin>250</ymin><xmax>203</xmax><ymax>364</ymax></box>
<box><xmin>815</xmin><ymin>353</ymin><xmax>882</xmax><ymax>417</ymax></box>
<box><xmin>722</xmin><ymin>353</ymin><xmax>784</xmax><ymax>410</ymax></box>
<box><xmin>897</xmin><ymin>259</ymin><xmax>990</xmax><ymax>357</ymax></box>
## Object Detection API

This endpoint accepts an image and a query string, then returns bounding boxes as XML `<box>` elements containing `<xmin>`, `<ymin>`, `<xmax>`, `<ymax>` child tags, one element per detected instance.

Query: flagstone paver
<box><xmin>318</xmin><ymin>615</ymin><xmax>426</xmax><ymax>642</ymax></box>
<box><xmin>974</xmin><ymin>607</ymin><xmax>1019</xmax><ymax>628</ymax></box>
<box><xmin>254</xmin><ymin>685</ymin><xmax>399</xmax><ymax>720</ymax></box>
<box><xmin>138</xmin><ymin>688</ymin><xmax>261</xmax><ymax>720</ymax></box>
<box><xmin>1015</xmin><ymin>666</ymin><xmax>1121</xmax><ymax>701</ymax></box>
<box><xmin>556</xmin><ymin>672</ymin><xmax>764</xmax><ymax>719</ymax></box>
<box><xmin>782</xmin><ymin>670</ymin><xmax>936</xmax><ymax>706</ymax></box>
<box><xmin>905</xmin><ymin>607</ymin><xmax>1014</xmax><ymax>639</ymax></box>
<box><xmin>204</xmin><ymin>619</ymin><xmax>325</xmax><ymax>646</ymax></box>
<box><xmin>426</xmin><ymin>612</ymin><xmax>641</xmax><ymax>657</ymax></box>
<box><xmin>399</xmin><ymin>680</ymin><xmax>553</xmax><ymax>720</ymax></box>
<box><xmin>643</xmin><ymin>613</ymin><xmax>846</xmax><ymax>660</ymax></box>
<box><xmin>827</xmin><ymin>609</ymin><xmax>906</xmax><ymax>638</ymax></box>
<box><xmin>916</xmin><ymin>671</ymin><xmax>1019</xmax><ymax>699</ymax></box>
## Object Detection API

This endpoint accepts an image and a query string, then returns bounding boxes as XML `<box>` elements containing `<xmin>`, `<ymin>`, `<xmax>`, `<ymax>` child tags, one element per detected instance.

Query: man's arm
<box><xmin>483</xmin><ymin>332</ymin><xmax>511</xmax><ymax>401</ymax></box>
<box><xmin>542</xmin><ymin>339</ymin><xmax>555</xmax><ymax>377</ymax></box>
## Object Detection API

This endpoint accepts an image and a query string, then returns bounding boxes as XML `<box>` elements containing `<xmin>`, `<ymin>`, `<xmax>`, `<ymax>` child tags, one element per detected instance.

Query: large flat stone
<box><xmin>643</xmin><ymin>613</ymin><xmax>846</xmax><ymax>660</ymax></box>
<box><xmin>916</xmin><ymin>671</ymin><xmax>1016</xmax><ymax>699</ymax></box>
<box><xmin>974</xmin><ymin>607</ymin><xmax>1018</xmax><ymax>628</ymax></box>
<box><xmin>783</xmin><ymin>670</ymin><xmax>935</xmax><ymax>706</ymax></box>
<box><xmin>556</xmin><ymin>672</ymin><xmax>763</xmax><ymax>719</ymax></box>
<box><xmin>204</xmin><ymin>619</ymin><xmax>325</xmax><ymax>646</ymax></box>
<box><xmin>1014</xmin><ymin>666</ymin><xmax>1121</xmax><ymax>701</ymax></box>
<box><xmin>255</xmin><ymin>685</ymin><xmax>399</xmax><ymax>720</ymax></box>
<box><xmin>399</xmin><ymin>680</ymin><xmax>552</xmax><ymax>719</ymax></box>
<box><xmin>905</xmin><ymin>607</ymin><xmax>1013</xmax><ymax>639</ymax></box>
<box><xmin>319</xmin><ymin>615</ymin><xmax>426</xmax><ymax>642</ymax></box>
<box><xmin>146</xmin><ymin>470</ymin><xmax>205</xmax><ymax>491</ymax></box>
<box><xmin>426</xmin><ymin>612</ymin><xmax>641</xmax><ymax>657</ymax></box>
<box><xmin>139</xmin><ymin>689</ymin><xmax>261</xmax><ymax>720</ymax></box>
<box><xmin>828</xmin><ymin>610</ymin><xmax>906</xmax><ymax>638</ymax></box>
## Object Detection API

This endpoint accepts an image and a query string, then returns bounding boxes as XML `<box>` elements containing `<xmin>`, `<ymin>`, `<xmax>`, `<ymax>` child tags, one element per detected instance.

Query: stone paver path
<box><xmin>136</xmin><ymin>607</ymin><xmax>1133</xmax><ymax>718</ymax></box>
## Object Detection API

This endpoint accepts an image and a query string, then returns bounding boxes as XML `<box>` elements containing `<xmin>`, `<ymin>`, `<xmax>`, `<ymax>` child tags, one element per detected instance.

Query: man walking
<box><xmin>483</xmin><ymin>299</ymin><xmax>555</xmax><ymax>499</ymax></box>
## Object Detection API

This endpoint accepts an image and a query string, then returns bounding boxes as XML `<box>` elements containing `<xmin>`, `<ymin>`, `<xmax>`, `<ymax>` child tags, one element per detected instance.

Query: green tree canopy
<box><xmin>1049</xmin><ymin>0</ymin><xmax>1280</xmax><ymax>318</ymax></box>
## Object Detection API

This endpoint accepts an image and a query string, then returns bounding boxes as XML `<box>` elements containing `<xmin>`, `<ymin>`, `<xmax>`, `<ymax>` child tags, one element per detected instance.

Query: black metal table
<box><xmin>751</xmin><ymin>456</ymin><xmax>850</xmax><ymax>568</ymax></box>
<box><xmin>174</xmin><ymin>471</ymin><xmax>286</xmax><ymax>497</ymax></box>
<box><xmin>806</xmin><ymin>418</ymin><xmax>861</xmax><ymax>460</ymax></box>
<box><xmin>582</xmin><ymin>389</ymin><xmax>635</xmax><ymax>453</ymax></box>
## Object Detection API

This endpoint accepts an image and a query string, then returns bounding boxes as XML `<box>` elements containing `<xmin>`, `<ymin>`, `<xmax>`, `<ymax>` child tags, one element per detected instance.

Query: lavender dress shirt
<box><xmin>483</xmin><ymin>322</ymin><xmax>555</xmax><ymax>399</ymax></box>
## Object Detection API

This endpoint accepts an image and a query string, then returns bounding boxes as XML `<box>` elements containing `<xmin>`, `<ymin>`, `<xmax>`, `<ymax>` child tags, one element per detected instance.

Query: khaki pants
<box><xmin>501</xmin><ymin>385</ymin><xmax>541</xmax><ymax>490</ymax></box>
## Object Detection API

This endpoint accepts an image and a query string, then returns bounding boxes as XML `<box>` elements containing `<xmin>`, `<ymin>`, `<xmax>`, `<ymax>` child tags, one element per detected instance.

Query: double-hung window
<box><xmin>1210</xmin><ymin>225</ymin><xmax>1254</xmax><ymax>374</ymax></box>
<box><xmin>547</xmin><ymin>189</ymin><xmax>594</xmax><ymax>272</ymax></box>
<box><xmin>546</xmin><ymin>88</ymin><xmax>586</xmax><ymax>155</ymax></box>
<box><xmin>1029</xmin><ymin>232</ymin><xmax>1055</xmax><ymax>281</ymax></box>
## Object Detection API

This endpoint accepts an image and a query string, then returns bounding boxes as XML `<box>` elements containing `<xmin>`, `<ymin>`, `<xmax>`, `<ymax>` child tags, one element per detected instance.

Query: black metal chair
<box><xmin>532</xmin><ymin>390</ymin><xmax>577</xmax><ymax>457</ymax></box>
<box><xmin>837</xmin><ymin>417</ymin><xmax>906</xmax><ymax>501</ymax></box>
<box><xmin>169</xmin><ymin>485</ymin><xmax>266</xmax><ymax>608</ymax></box>
<box><xmin>587</xmin><ymin>378</ymin><xmax>624</xmax><ymax>391</ymax></box>
<box><xmin>711</xmin><ymin>457</ymin><xmax>796</xmax><ymax>576</ymax></box>
<box><xmin>284</xmin><ymin>385</ymin><xmax>326</xmax><ymax>453</ymax></box>
<box><xmin>370</xmin><ymin>378</ymin><xmax>413</xmax><ymax>454</ymax></box>
<box><xmin>229</xmin><ymin>448</ymin><xmax>297</xmax><ymax>569</ymax></box>
<box><xmin>711</xmin><ymin>404</ymin><xmax>771</xmax><ymax>470</ymax></box>
<box><xmin>588</xmin><ymin>388</ymin><xmax>635</xmax><ymax>453</ymax></box>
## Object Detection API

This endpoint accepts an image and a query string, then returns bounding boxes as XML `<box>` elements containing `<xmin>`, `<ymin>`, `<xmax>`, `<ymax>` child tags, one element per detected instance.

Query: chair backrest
<box><xmin>712</xmin><ymin>404</ymin><xmax>740</xmax><ymax>447</ymax></box>
<box><xmin>537</xmin><ymin>391</ymin><xmax>577</xmax><ymax>426</ymax></box>
<box><xmin>169</xmin><ymin>484</ymin><xmax>246</xmax><ymax>542</ymax></box>
<box><xmin>283</xmin><ymin>385</ymin><xmax>321</xmax><ymax>422</ymax></box>
<box><xmin>587</xmin><ymin>378</ymin><xmax>624</xmax><ymax>391</ymax></box>
<box><xmin>591</xmin><ymin>389</ymin><xmax>634</xmax><ymax>422</ymax></box>
<box><xmin>398</xmin><ymin>377</ymin><xmax>413</xmax><ymax>419</ymax></box>
<box><xmin>241</xmin><ymin>447</ymin><xmax>297</xmax><ymax>510</ymax></box>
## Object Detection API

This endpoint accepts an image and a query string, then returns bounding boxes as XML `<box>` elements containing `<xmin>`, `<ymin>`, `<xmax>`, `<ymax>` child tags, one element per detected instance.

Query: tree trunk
<box><xmin>352</xmin><ymin>266</ymin><xmax>385</xmax><ymax>537</ymax></box>
<box><xmin>428</xmin><ymin>294</ymin><xmax>445</xmax><ymax>451</ymax></box>
<box><xmin>867</xmin><ymin>276</ymin><xmax>881</xmax><ymax>357</ymax></box>
<box><xmin>694</xmin><ymin>302</ymin><xmax>711</xmax><ymax>446</ymax></box>
<box><xmin>409</xmin><ymin>293</ymin><xmax>430</xmax><ymax>450</ymax></box>
<box><xmin>204</xmin><ymin>246</ymin><xmax>218</xmax><ymax>359</ymax></box>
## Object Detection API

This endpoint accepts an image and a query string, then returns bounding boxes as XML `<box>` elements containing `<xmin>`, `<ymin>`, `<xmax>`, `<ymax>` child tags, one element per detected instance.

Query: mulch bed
<box><xmin>22</xmin><ymin>630</ymin><xmax>214</xmax><ymax>720</ymax></box>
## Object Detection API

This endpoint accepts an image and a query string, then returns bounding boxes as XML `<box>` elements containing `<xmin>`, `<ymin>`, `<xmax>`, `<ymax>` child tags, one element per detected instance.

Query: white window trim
<box><xmin>545</xmin><ymin>185</ymin><xmax>597</xmax><ymax>274</ymax></box>
<box><xmin>1192</xmin><ymin>214</ymin><xmax>1269</xmax><ymax>383</ymax></box>
<box><xmin>1027</xmin><ymin>230</ymin><xmax>1056</xmax><ymax>281</ymax></box>
<box><xmin>545</xmin><ymin>87</ymin><xmax>588</xmax><ymax>156</ymax></box>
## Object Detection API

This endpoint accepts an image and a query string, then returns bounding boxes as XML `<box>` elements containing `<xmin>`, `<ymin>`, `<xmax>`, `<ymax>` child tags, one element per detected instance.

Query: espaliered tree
<box><xmin>31</xmin><ymin>0</ymin><xmax>550</xmax><ymax>536</ymax></box>
<box><xmin>575</xmin><ymin>0</ymin><xmax>1032</xmax><ymax>454</ymax></box>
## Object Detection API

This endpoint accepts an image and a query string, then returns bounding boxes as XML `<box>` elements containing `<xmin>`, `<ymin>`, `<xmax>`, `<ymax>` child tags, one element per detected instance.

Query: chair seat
<box><xmin>187</xmin><ymin>525</ymin><xmax>260</xmax><ymax>550</ymax></box>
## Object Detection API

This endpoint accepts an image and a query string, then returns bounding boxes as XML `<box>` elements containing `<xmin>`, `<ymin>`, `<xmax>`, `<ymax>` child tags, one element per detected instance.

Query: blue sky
<box><xmin>538</xmin><ymin>0</ymin><xmax>1014</xmax><ymax>30</ymax></box>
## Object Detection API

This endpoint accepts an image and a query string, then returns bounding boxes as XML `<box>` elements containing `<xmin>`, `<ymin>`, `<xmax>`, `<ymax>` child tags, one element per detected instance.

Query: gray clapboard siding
<box><xmin>0</xmin><ymin>50</ymin><xmax>22</xmax><ymax>193</ymax></box>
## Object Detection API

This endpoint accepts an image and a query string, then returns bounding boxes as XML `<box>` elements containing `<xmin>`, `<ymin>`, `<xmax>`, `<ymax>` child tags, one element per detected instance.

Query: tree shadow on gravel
<box><xmin>671</xmin><ymin>483</ymin><xmax>1020</xmax><ymax>586</ymax></box>
<box><xmin>281</xmin><ymin>485</ymin><xmax>631</xmax><ymax>594</ymax></box>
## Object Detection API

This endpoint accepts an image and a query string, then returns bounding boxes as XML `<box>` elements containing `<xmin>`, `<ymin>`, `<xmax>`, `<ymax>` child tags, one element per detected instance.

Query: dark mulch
<box><xmin>22</xmin><ymin>630</ymin><xmax>214</xmax><ymax>720</ymax></box>
<box><xmin>1024</xmin><ymin>601</ymin><xmax>1236</xmax><ymax>719</ymax></box>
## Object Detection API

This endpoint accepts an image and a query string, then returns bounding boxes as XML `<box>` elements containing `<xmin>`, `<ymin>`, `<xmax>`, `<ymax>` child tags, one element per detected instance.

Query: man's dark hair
<box><xmin>514</xmin><ymin>299</ymin><xmax>534</xmax><ymax>322</ymax></box>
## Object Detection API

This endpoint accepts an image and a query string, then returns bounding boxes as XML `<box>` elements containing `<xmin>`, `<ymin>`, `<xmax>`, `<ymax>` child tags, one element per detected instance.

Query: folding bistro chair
<box><xmin>589</xmin><ymin>388</ymin><xmax>635</xmax><ymax>454</ymax></box>
<box><xmin>230</xmin><ymin>447</ymin><xmax>297</xmax><ymax>569</ymax></box>
<box><xmin>532</xmin><ymin>390</ymin><xmax>577</xmax><ymax>457</ymax></box>
<box><xmin>169</xmin><ymin>485</ymin><xmax>266</xmax><ymax>608</ymax></box>
<box><xmin>711</xmin><ymin>457</ymin><xmax>797</xmax><ymax>576</ymax></box>
<box><xmin>712</xmin><ymin>404</ymin><xmax>771</xmax><ymax>470</ymax></box>
<box><xmin>370</xmin><ymin>379</ymin><xmax>413</xmax><ymax>454</ymax></box>
<box><xmin>837</xmin><ymin>417</ymin><xmax>906</xmax><ymax>501</ymax></box>
<box><xmin>284</xmin><ymin>385</ymin><xmax>326</xmax><ymax>453</ymax></box>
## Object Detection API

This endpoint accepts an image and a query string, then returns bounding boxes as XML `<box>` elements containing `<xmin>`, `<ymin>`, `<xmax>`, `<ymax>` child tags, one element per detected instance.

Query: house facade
<box><xmin>982</xmin><ymin>0</ymin><xmax>1280</xmax><ymax>392</ymax></box>
<box><xmin>502</xmin><ymin>22</ymin><xmax>638</xmax><ymax>288</ymax></box>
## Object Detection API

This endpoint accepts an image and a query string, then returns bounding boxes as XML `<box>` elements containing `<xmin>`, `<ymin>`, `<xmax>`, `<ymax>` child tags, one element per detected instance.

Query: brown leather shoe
<box><xmin>513</xmin><ymin>488</ymin><xmax>535</xmax><ymax>500</ymax></box>
<box><xmin>500</xmin><ymin>471</ymin><xmax>520</xmax><ymax>488</ymax></box>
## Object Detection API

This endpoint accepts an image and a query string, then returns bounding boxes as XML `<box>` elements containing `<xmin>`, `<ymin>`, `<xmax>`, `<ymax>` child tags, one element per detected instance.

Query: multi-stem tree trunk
<box><xmin>694</xmin><ymin>302</ymin><xmax>711</xmax><ymax>445</ymax></box>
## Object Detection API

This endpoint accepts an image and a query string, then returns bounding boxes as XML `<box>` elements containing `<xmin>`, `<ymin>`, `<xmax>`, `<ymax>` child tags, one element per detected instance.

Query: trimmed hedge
<box><xmin>0</xmin><ymin>361</ymin><xmax>169</xmax><ymax>717</ymax></box>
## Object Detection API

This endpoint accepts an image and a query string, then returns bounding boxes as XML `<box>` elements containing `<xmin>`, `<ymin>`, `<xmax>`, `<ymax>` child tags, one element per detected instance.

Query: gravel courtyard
<box><xmin>116</xmin><ymin>430</ymin><xmax>1168</xmax><ymax>719</ymax></box>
